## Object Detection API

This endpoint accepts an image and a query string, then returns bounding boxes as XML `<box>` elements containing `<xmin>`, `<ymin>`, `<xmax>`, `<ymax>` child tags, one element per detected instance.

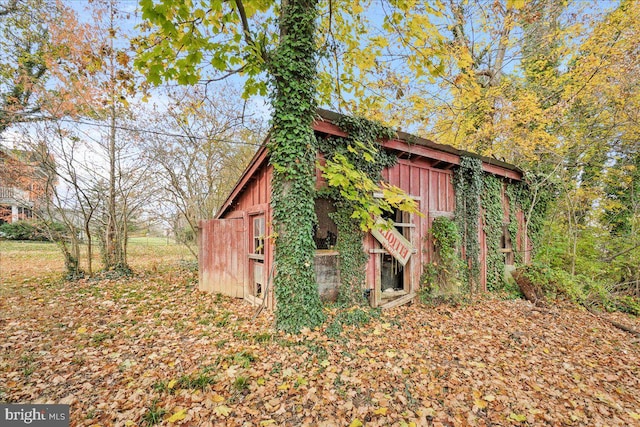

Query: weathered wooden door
<box><xmin>199</xmin><ymin>218</ymin><xmax>246</xmax><ymax>298</ymax></box>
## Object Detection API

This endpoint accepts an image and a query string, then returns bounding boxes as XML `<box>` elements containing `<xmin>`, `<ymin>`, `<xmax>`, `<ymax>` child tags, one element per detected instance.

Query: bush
<box><xmin>612</xmin><ymin>295</ymin><xmax>640</xmax><ymax>316</ymax></box>
<box><xmin>513</xmin><ymin>263</ymin><xmax>638</xmax><ymax>315</ymax></box>
<box><xmin>0</xmin><ymin>220</ymin><xmax>68</xmax><ymax>241</ymax></box>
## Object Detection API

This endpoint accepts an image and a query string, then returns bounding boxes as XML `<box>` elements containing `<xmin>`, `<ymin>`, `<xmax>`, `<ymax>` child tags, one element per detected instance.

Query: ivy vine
<box><xmin>268</xmin><ymin>0</ymin><xmax>324</xmax><ymax>333</ymax></box>
<box><xmin>506</xmin><ymin>177</ymin><xmax>551</xmax><ymax>261</ymax></box>
<box><xmin>317</xmin><ymin>115</ymin><xmax>403</xmax><ymax>306</ymax></box>
<box><xmin>420</xmin><ymin>216</ymin><xmax>466</xmax><ymax>298</ymax></box>
<box><xmin>328</xmin><ymin>205</ymin><xmax>369</xmax><ymax>306</ymax></box>
<box><xmin>505</xmin><ymin>184</ymin><xmax>523</xmax><ymax>265</ymax></box>
<box><xmin>481</xmin><ymin>175</ymin><xmax>504</xmax><ymax>291</ymax></box>
<box><xmin>454</xmin><ymin>156</ymin><xmax>483</xmax><ymax>291</ymax></box>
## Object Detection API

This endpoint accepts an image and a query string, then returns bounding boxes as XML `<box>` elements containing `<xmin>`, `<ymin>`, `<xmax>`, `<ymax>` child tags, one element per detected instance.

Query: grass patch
<box><xmin>152</xmin><ymin>367</ymin><xmax>217</xmax><ymax>394</ymax></box>
<box><xmin>233</xmin><ymin>375</ymin><xmax>250</xmax><ymax>392</ymax></box>
<box><xmin>141</xmin><ymin>400</ymin><xmax>167</xmax><ymax>426</ymax></box>
<box><xmin>0</xmin><ymin>237</ymin><xmax>194</xmax><ymax>282</ymax></box>
<box><xmin>232</xmin><ymin>350</ymin><xmax>257</xmax><ymax>368</ymax></box>
<box><xmin>253</xmin><ymin>332</ymin><xmax>273</xmax><ymax>343</ymax></box>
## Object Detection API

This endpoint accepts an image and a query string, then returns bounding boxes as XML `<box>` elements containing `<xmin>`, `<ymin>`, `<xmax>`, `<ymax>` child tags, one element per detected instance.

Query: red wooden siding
<box><xmin>215</xmin><ymin>161</ymin><xmax>275</xmax><ymax>308</ymax></box>
<box><xmin>199</xmin><ymin>218</ymin><xmax>246</xmax><ymax>298</ymax></box>
<box><xmin>203</xmin><ymin>112</ymin><xmax>525</xmax><ymax>307</ymax></box>
<box><xmin>376</xmin><ymin>158</ymin><xmax>456</xmax><ymax>294</ymax></box>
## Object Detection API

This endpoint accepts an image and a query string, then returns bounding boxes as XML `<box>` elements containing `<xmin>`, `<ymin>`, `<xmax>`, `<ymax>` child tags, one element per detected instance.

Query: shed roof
<box><xmin>215</xmin><ymin>109</ymin><xmax>523</xmax><ymax>219</ymax></box>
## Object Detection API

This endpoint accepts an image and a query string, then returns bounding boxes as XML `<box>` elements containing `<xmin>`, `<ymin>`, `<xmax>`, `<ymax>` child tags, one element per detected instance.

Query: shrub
<box><xmin>0</xmin><ymin>220</ymin><xmax>69</xmax><ymax>241</ymax></box>
<box><xmin>513</xmin><ymin>263</ymin><xmax>638</xmax><ymax>315</ymax></box>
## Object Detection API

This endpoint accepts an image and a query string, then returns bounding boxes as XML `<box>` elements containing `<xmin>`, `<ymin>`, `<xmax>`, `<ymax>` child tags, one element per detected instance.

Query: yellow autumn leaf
<box><xmin>210</xmin><ymin>393</ymin><xmax>225</xmax><ymax>403</ymax></box>
<box><xmin>214</xmin><ymin>405</ymin><xmax>232</xmax><ymax>417</ymax></box>
<box><xmin>349</xmin><ymin>419</ymin><xmax>363</xmax><ymax>427</ymax></box>
<box><xmin>167</xmin><ymin>379</ymin><xmax>177</xmax><ymax>389</ymax></box>
<box><xmin>506</xmin><ymin>0</ymin><xmax>527</xmax><ymax>10</ymax></box>
<box><xmin>125</xmin><ymin>421</ymin><xmax>134</xmax><ymax>427</ymax></box>
<box><xmin>260</xmin><ymin>421</ymin><xmax>276</xmax><ymax>426</ymax></box>
<box><xmin>167</xmin><ymin>409</ymin><xmax>187</xmax><ymax>423</ymax></box>
<box><xmin>474</xmin><ymin>397</ymin><xmax>488</xmax><ymax>409</ymax></box>
<box><xmin>373</xmin><ymin>407</ymin><xmax>388</xmax><ymax>415</ymax></box>
<box><xmin>76</xmin><ymin>327</ymin><xmax>87</xmax><ymax>334</ymax></box>
<box><xmin>630</xmin><ymin>413</ymin><xmax>640</xmax><ymax>420</ymax></box>
<box><xmin>277</xmin><ymin>383</ymin><xmax>290</xmax><ymax>390</ymax></box>
<box><xmin>509</xmin><ymin>413</ymin><xmax>527</xmax><ymax>422</ymax></box>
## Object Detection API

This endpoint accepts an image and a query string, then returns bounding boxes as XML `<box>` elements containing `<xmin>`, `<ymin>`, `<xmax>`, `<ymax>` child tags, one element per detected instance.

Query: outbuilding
<box><xmin>199</xmin><ymin>109</ymin><xmax>528</xmax><ymax>309</ymax></box>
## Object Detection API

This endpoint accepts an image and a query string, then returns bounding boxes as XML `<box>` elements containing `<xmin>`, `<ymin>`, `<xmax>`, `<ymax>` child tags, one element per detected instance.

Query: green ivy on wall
<box><xmin>454</xmin><ymin>156</ymin><xmax>483</xmax><ymax>290</ymax></box>
<box><xmin>328</xmin><ymin>204</ymin><xmax>369</xmax><ymax>306</ymax></box>
<box><xmin>269</xmin><ymin>0</ymin><xmax>325</xmax><ymax>333</ymax></box>
<box><xmin>505</xmin><ymin>177</ymin><xmax>551</xmax><ymax>262</ymax></box>
<box><xmin>420</xmin><ymin>216</ymin><xmax>466</xmax><ymax>299</ymax></box>
<box><xmin>318</xmin><ymin>115</ymin><xmax>416</xmax><ymax>306</ymax></box>
<box><xmin>505</xmin><ymin>184</ymin><xmax>523</xmax><ymax>265</ymax></box>
<box><xmin>482</xmin><ymin>175</ymin><xmax>505</xmax><ymax>291</ymax></box>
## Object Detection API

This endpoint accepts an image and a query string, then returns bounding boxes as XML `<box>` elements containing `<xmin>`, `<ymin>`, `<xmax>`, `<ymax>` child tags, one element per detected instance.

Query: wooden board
<box><xmin>199</xmin><ymin>218</ymin><xmax>246</xmax><ymax>298</ymax></box>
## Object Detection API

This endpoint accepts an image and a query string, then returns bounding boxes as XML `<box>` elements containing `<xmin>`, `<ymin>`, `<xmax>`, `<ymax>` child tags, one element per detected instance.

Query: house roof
<box><xmin>215</xmin><ymin>109</ymin><xmax>523</xmax><ymax>219</ymax></box>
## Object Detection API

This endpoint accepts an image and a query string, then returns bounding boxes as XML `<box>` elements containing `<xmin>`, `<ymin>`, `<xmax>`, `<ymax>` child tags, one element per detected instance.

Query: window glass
<box><xmin>253</xmin><ymin>217</ymin><xmax>265</xmax><ymax>255</ymax></box>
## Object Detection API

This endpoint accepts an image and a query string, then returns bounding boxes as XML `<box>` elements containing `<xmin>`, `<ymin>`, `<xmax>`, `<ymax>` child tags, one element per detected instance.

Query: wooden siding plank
<box><xmin>439</xmin><ymin>180</ymin><xmax>444</xmax><ymax>212</ymax></box>
<box><xmin>383</xmin><ymin>139</ymin><xmax>460</xmax><ymax>165</ymax></box>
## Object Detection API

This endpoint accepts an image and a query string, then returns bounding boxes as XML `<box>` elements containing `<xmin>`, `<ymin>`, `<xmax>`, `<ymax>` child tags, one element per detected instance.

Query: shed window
<box><xmin>502</xmin><ymin>223</ymin><xmax>514</xmax><ymax>265</ymax></box>
<box><xmin>313</xmin><ymin>198</ymin><xmax>337</xmax><ymax>250</ymax></box>
<box><xmin>252</xmin><ymin>217</ymin><xmax>265</xmax><ymax>255</ymax></box>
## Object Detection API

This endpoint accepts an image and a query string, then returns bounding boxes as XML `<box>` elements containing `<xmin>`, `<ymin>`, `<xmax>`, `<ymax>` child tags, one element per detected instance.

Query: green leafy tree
<box><xmin>0</xmin><ymin>0</ymin><xmax>53</xmax><ymax>132</ymax></box>
<box><xmin>136</xmin><ymin>0</ymin><xmax>325</xmax><ymax>332</ymax></box>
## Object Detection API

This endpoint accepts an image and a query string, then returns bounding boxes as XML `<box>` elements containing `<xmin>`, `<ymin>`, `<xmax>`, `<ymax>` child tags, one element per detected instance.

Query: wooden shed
<box><xmin>199</xmin><ymin>109</ymin><xmax>528</xmax><ymax>309</ymax></box>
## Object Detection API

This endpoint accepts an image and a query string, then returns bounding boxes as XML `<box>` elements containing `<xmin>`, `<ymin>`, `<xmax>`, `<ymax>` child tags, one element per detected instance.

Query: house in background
<box><xmin>199</xmin><ymin>109</ymin><xmax>529</xmax><ymax>309</ymax></box>
<box><xmin>0</xmin><ymin>144</ymin><xmax>50</xmax><ymax>224</ymax></box>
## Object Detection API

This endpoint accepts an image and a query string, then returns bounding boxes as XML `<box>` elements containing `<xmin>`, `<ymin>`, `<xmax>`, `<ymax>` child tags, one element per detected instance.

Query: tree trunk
<box><xmin>269</xmin><ymin>0</ymin><xmax>325</xmax><ymax>333</ymax></box>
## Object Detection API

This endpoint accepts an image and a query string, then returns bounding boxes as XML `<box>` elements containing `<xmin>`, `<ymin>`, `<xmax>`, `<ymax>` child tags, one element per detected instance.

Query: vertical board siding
<box><xmin>219</xmin><ymin>162</ymin><xmax>275</xmax><ymax>307</ymax></box>
<box><xmin>204</xmin><ymin>138</ymin><xmax>523</xmax><ymax>307</ymax></box>
<box><xmin>199</xmin><ymin>218</ymin><xmax>246</xmax><ymax>297</ymax></box>
<box><xmin>381</xmin><ymin>159</ymin><xmax>456</xmax><ymax>293</ymax></box>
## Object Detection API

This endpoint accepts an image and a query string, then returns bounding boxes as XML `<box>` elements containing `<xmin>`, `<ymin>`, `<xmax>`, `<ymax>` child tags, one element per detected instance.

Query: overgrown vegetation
<box><xmin>453</xmin><ymin>156</ymin><xmax>483</xmax><ymax>290</ymax></box>
<box><xmin>318</xmin><ymin>115</ymin><xmax>399</xmax><ymax>307</ymax></box>
<box><xmin>481</xmin><ymin>175</ymin><xmax>505</xmax><ymax>291</ymax></box>
<box><xmin>325</xmin><ymin>306</ymin><xmax>380</xmax><ymax>339</ymax></box>
<box><xmin>268</xmin><ymin>0</ymin><xmax>325</xmax><ymax>333</ymax></box>
<box><xmin>513</xmin><ymin>263</ymin><xmax>640</xmax><ymax>316</ymax></box>
<box><xmin>420</xmin><ymin>216</ymin><xmax>466</xmax><ymax>304</ymax></box>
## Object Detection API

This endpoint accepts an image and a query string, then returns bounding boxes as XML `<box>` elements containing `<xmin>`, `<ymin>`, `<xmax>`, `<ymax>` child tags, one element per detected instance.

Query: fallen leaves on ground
<box><xmin>1</xmin><ymin>272</ymin><xmax>639</xmax><ymax>426</ymax></box>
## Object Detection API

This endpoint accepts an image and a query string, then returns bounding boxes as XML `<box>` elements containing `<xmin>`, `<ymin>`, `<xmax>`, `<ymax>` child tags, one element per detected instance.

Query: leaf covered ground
<box><xmin>1</xmin><ymin>267</ymin><xmax>640</xmax><ymax>426</ymax></box>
